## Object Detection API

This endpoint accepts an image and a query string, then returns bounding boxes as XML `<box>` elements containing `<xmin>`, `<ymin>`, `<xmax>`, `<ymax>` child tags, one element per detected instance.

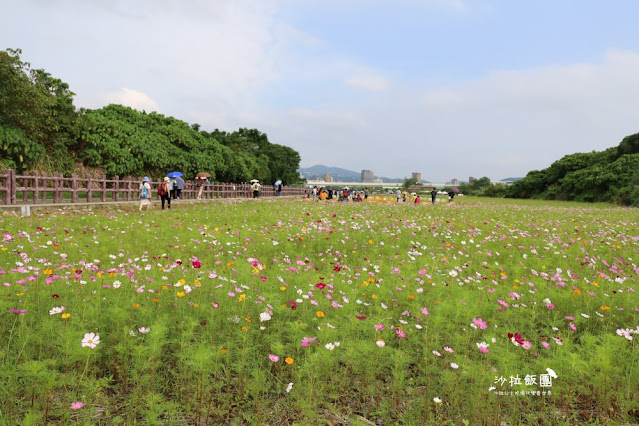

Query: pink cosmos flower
<box><xmin>546</xmin><ymin>303</ymin><xmax>555</xmax><ymax>309</ymax></box>
<box><xmin>541</xmin><ymin>341</ymin><xmax>550</xmax><ymax>349</ymax></box>
<box><xmin>476</xmin><ymin>342</ymin><xmax>490</xmax><ymax>353</ymax></box>
<box><xmin>70</xmin><ymin>402</ymin><xmax>84</xmax><ymax>410</ymax></box>
<box><xmin>521</xmin><ymin>341</ymin><xmax>532</xmax><ymax>350</ymax></box>
<box><xmin>269</xmin><ymin>354</ymin><xmax>280</xmax><ymax>362</ymax></box>
<box><xmin>395</xmin><ymin>329</ymin><xmax>406</xmax><ymax>338</ymax></box>
<box><xmin>471</xmin><ymin>318</ymin><xmax>487</xmax><ymax>330</ymax></box>
<box><xmin>444</xmin><ymin>346</ymin><xmax>454</xmax><ymax>353</ymax></box>
<box><xmin>569</xmin><ymin>322</ymin><xmax>577</xmax><ymax>331</ymax></box>
<box><xmin>421</xmin><ymin>307</ymin><xmax>429</xmax><ymax>316</ymax></box>
<box><xmin>300</xmin><ymin>337</ymin><xmax>317</xmax><ymax>347</ymax></box>
<box><xmin>374</xmin><ymin>324</ymin><xmax>385</xmax><ymax>331</ymax></box>
<box><xmin>10</xmin><ymin>308</ymin><xmax>26</xmax><ymax>314</ymax></box>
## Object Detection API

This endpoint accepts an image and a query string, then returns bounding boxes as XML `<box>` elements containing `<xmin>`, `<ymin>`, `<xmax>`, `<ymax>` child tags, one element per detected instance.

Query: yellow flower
<box><xmin>252</xmin><ymin>268</ymin><xmax>260</xmax><ymax>274</ymax></box>
<box><xmin>285</xmin><ymin>357</ymin><xmax>294</xmax><ymax>365</ymax></box>
<box><xmin>316</xmin><ymin>311</ymin><xmax>325</xmax><ymax>318</ymax></box>
<box><xmin>194</xmin><ymin>279</ymin><xmax>201</xmax><ymax>287</ymax></box>
<box><xmin>162</xmin><ymin>285</ymin><xmax>169</xmax><ymax>290</ymax></box>
<box><xmin>601</xmin><ymin>306</ymin><xmax>610</xmax><ymax>310</ymax></box>
<box><xmin>16</xmin><ymin>292</ymin><xmax>24</xmax><ymax>296</ymax></box>
<box><xmin>371</xmin><ymin>294</ymin><xmax>378</xmax><ymax>299</ymax></box>
<box><xmin>176</xmin><ymin>291</ymin><xmax>185</xmax><ymax>297</ymax></box>
<box><xmin>177</xmin><ymin>279</ymin><xmax>186</xmax><ymax>285</ymax></box>
<box><xmin>238</xmin><ymin>294</ymin><xmax>246</xmax><ymax>302</ymax></box>
<box><xmin>61</xmin><ymin>313</ymin><xmax>71</xmax><ymax>319</ymax></box>
<box><xmin>193</xmin><ymin>303</ymin><xmax>199</xmax><ymax>308</ymax></box>
<box><xmin>226</xmin><ymin>261</ymin><xmax>235</xmax><ymax>267</ymax></box>
<box><xmin>368</xmin><ymin>239</ymin><xmax>373</xmax><ymax>244</ymax></box>
<box><xmin>0</xmin><ymin>247</ymin><xmax>7</xmax><ymax>251</ymax></box>
<box><xmin>280</xmin><ymin>286</ymin><xmax>287</xmax><ymax>291</ymax></box>
<box><xmin>109</xmin><ymin>272</ymin><xmax>117</xmax><ymax>277</ymax></box>
<box><xmin>43</xmin><ymin>269</ymin><xmax>53</xmax><ymax>275</ymax></box>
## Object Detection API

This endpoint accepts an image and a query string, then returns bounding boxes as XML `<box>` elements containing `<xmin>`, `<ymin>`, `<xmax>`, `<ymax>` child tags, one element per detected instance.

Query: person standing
<box><xmin>312</xmin><ymin>186</ymin><xmax>318</xmax><ymax>202</ymax></box>
<box><xmin>175</xmin><ymin>176</ymin><xmax>185</xmax><ymax>200</ymax></box>
<box><xmin>275</xmin><ymin>183</ymin><xmax>282</xmax><ymax>196</ymax></box>
<box><xmin>431</xmin><ymin>188</ymin><xmax>437</xmax><ymax>204</ymax></box>
<box><xmin>158</xmin><ymin>177</ymin><xmax>171</xmax><ymax>209</ymax></box>
<box><xmin>139</xmin><ymin>177</ymin><xmax>152</xmax><ymax>211</ymax></box>
<box><xmin>169</xmin><ymin>177</ymin><xmax>177</xmax><ymax>199</ymax></box>
<box><xmin>251</xmin><ymin>180</ymin><xmax>261</xmax><ymax>198</ymax></box>
<box><xmin>396</xmin><ymin>189</ymin><xmax>401</xmax><ymax>203</ymax></box>
<box><xmin>196</xmin><ymin>178</ymin><xmax>205</xmax><ymax>200</ymax></box>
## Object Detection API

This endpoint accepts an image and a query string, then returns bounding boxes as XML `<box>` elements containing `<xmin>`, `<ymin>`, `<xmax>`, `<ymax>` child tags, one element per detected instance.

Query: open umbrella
<box><xmin>450</xmin><ymin>187</ymin><xmax>460</xmax><ymax>193</ymax></box>
<box><xmin>250</xmin><ymin>179</ymin><xmax>259</xmax><ymax>183</ymax></box>
<box><xmin>167</xmin><ymin>171</ymin><xmax>183</xmax><ymax>178</ymax></box>
<box><xmin>274</xmin><ymin>180</ymin><xmax>282</xmax><ymax>186</ymax></box>
<box><xmin>196</xmin><ymin>172</ymin><xmax>211</xmax><ymax>178</ymax></box>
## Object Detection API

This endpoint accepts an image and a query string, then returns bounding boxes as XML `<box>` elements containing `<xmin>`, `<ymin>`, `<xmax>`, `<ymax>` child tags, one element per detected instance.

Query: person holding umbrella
<box><xmin>250</xmin><ymin>179</ymin><xmax>261</xmax><ymax>198</ymax></box>
<box><xmin>274</xmin><ymin>180</ymin><xmax>283</xmax><ymax>196</ymax></box>
<box><xmin>195</xmin><ymin>172</ymin><xmax>211</xmax><ymax>200</ymax></box>
<box><xmin>167</xmin><ymin>171</ymin><xmax>183</xmax><ymax>199</ymax></box>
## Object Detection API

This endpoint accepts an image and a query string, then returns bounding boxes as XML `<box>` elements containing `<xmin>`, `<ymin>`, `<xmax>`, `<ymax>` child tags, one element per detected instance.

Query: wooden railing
<box><xmin>0</xmin><ymin>170</ymin><xmax>307</xmax><ymax>205</ymax></box>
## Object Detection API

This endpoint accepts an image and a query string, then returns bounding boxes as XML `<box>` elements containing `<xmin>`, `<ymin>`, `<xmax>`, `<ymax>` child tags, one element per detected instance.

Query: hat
<box><xmin>164</xmin><ymin>177</ymin><xmax>170</xmax><ymax>182</ymax></box>
<box><xmin>142</xmin><ymin>177</ymin><xmax>149</xmax><ymax>182</ymax></box>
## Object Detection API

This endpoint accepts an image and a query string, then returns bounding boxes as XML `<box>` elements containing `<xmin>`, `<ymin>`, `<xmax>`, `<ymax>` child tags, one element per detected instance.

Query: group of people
<box><xmin>138</xmin><ymin>175</ymin><xmax>186</xmax><ymax>211</ymax></box>
<box><xmin>309</xmin><ymin>186</ymin><xmax>369</xmax><ymax>202</ymax></box>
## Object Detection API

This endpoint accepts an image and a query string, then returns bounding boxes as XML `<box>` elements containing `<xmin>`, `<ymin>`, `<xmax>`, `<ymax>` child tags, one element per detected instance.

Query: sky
<box><xmin>2</xmin><ymin>0</ymin><xmax>639</xmax><ymax>181</ymax></box>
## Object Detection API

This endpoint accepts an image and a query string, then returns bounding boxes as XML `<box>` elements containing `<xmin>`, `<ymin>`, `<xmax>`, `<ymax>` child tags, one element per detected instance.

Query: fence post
<box><xmin>71</xmin><ymin>174</ymin><xmax>78</xmax><ymax>203</ymax></box>
<box><xmin>9</xmin><ymin>170</ymin><xmax>17</xmax><ymax>205</ymax></box>
<box><xmin>32</xmin><ymin>171</ymin><xmax>40</xmax><ymax>204</ymax></box>
<box><xmin>101</xmin><ymin>175</ymin><xmax>106</xmax><ymax>202</ymax></box>
<box><xmin>114</xmin><ymin>176</ymin><xmax>119</xmax><ymax>202</ymax></box>
<box><xmin>22</xmin><ymin>172</ymin><xmax>28</xmax><ymax>202</ymax></box>
<box><xmin>87</xmin><ymin>175</ymin><xmax>92</xmax><ymax>202</ymax></box>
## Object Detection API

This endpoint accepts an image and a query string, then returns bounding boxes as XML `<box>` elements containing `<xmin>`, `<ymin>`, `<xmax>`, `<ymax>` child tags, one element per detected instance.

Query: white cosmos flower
<box><xmin>433</xmin><ymin>397</ymin><xmax>442</xmax><ymax>404</ymax></box>
<box><xmin>450</xmin><ymin>363</ymin><xmax>459</xmax><ymax>369</ymax></box>
<box><xmin>286</xmin><ymin>382</ymin><xmax>293</xmax><ymax>393</ymax></box>
<box><xmin>376</xmin><ymin>340</ymin><xmax>386</xmax><ymax>348</ymax></box>
<box><xmin>259</xmin><ymin>312</ymin><xmax>271</xmax><ymax>322</ymax></box>
<box><xmin>81</xmin><ymin>332</ymin><xmax>100</xmax><ymax>349</ymax></box>
<box><xmin>49</xmin><ymin>306</ymin><xmax>65</xmax><ymax>315</ymax></box>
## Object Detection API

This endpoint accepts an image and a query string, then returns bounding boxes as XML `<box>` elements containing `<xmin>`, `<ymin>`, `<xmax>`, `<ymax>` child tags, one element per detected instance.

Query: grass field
<box><xmin>1</xmin><ymin>197</ymin><xmax>637</xmax><ymax>425</ymax></box>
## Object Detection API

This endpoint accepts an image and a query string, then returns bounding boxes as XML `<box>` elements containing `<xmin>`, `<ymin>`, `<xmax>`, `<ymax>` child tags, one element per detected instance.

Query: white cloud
<box><xmin>346</xmin><ymin>75</ymin><xmax>390</xmax><ymax>92</ymax></box>
<box><xmin>104</xmin><ymin>88</ymin><xmax>159</xmax><ymax>112</ymax></box>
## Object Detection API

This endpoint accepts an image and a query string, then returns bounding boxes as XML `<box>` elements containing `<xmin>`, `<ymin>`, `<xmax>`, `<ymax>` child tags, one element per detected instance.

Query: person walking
<box><xmin>312</xmin><ymin>186</ymin><xmax>318</xmax><ymax>202</ymax></box>
<box><xmin>431</xmin><ymin>188</ymin><xmax>437</xmax><ymax>204</ymax></box>
<box><xmin>158</xmin><ymin>177</ymin><xmax>171</xmax><ymax>209</ymax></box>
<box><xmin>396</xmin><ymin>189</ymin><xmax>401</xmax><ymax>203</ymax></box>
<box><xmin>139</xmin><ymin>177</ymin><xmax>152</xmax><ymax>211</ymax></box>
<box><xmin>196</xmin><ymin>177</ymin><xmax>205</xmax><ymax>200</ymax></box>
<box><xmin>175</xmin><ymin>176</ymin><xmax>185</xmax><ymax>200</ymax></box>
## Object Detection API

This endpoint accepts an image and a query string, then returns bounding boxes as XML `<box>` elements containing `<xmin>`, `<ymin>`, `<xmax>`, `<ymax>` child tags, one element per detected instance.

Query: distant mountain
<box><xmin>500</xmin><ymin>177</ymin><xmax>524</xmax><ymax>182</ymax></box>
<box><xmin>298</xmin><ymin>164</ymin><xmax>425</xmax><ymax>183</ymax></box>
<box><xmin>299</xmin><ymin>165</ymin><xmax>360</xmax><ymax>181</ymax></box>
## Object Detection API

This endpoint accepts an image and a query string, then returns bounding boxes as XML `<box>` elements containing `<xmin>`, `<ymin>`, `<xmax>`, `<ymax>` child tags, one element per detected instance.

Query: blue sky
<box><xmin>2</xmin><ymin>0</ymin><xmax>639</xmax><ymax>181</ymax></box>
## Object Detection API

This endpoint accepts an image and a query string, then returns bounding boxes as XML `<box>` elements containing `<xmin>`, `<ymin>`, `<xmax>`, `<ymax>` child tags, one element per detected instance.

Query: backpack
<box><xmin>141</xmin><ymin>186</ymin><xmax>149</xmax><ymax>199</ymax></box>
<box><xmin>158</xmin><ymin>182</ymin><xmax>168</xmax><ymax>196</ymax></box>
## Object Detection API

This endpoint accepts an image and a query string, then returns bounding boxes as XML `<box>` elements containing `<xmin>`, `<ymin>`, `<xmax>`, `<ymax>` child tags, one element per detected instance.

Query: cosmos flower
<box><xmin>81</xmin><ymin>332</ymin><xmax>100</xmax><ymax>349</ymax></box>
<box><xmin>476</xmin><ymin>342</ymin><xmax>490</xmax><ymax>354</ymax></box>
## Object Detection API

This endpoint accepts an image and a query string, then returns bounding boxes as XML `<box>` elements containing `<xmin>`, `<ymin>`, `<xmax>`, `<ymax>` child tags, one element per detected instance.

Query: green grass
<box><xmin>0</xmin><ymin>198</ymin><xmax>637</xmax><ymax>424</ymax></box>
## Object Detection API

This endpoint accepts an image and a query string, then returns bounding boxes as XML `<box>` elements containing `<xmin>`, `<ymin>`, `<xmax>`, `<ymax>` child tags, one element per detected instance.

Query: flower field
<box><xmin>1</xmin><ymin>198</ymin><xmax>638</xmax><ymax>425</ymax></box>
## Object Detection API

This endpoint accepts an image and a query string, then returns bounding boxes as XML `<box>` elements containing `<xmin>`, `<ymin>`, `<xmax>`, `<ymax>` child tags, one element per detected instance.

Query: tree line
<box><xmin>0</xmin><ymin>48</ymin><xmax>303</xmax><ymax>185</ymax></box>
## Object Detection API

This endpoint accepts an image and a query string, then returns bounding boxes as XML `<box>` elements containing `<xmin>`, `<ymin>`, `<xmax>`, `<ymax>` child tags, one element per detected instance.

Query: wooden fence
<box><xmin>0</xmin><ymin>170</ymin><xmax>307</xmax><ymax>205</ymax></box>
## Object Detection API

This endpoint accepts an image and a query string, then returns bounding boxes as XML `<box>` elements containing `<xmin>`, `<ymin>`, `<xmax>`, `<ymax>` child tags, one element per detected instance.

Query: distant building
<box><xmin>323</xmin><ymin>173</ymin><xmax>333</xmax><ymax>182</ymax></box>
<box><xmin>411</xmin><ymin>172</ymin><xmax>422</xmax><ymax>183</ymax></box>
<box><xmin>450</xmin><ymin>178</ymin><xmax>459</xmax><ymax>186</ymax></box>
<box><xmin>361</xmin><ymin>170</ymin><xmax>374</xmax><ymax>183</ymax></box>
